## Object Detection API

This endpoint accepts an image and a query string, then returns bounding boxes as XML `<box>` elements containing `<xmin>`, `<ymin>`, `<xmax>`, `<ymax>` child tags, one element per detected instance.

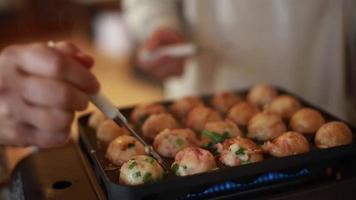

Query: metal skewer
<box><xmin>46</xmin><ymin>41</ymin><xmax>169</xmax><ymax>171</ymax></box>
<box><xmin>89</xmin><ymin>93</ymin><xmax>169</xmax><ymax>171</ymax></box>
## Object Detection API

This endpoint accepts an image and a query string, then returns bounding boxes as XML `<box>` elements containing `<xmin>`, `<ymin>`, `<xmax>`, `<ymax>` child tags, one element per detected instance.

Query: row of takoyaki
<box><xmin>87</xmin><ymin>84</ymin><xmax>354</xmax><ymax>185</ymax></box>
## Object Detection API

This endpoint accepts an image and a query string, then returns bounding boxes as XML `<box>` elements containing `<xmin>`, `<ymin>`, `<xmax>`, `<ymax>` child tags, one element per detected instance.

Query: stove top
<box><xmin>6</xmin><ymin>143</ymin><xmax>356</xmax><ymax>200</ymax></box>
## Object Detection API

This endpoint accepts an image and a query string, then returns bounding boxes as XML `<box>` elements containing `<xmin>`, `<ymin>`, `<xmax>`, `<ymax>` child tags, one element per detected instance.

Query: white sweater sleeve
<box><xmin>122</xmin><ymin>0</ymin><xmax>181</xmax><ymax>43</ymax></box>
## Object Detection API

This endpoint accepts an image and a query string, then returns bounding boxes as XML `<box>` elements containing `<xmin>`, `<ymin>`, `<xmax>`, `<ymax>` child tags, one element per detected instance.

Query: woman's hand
<box><xmin>0</xmin><ymin>41</ymin><xmax>99</xmax><ymax>148</ymax></box>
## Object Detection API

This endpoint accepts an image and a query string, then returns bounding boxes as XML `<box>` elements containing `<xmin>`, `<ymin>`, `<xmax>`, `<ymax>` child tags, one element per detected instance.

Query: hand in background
<box><xmin>0</xmin><ymin>41</ymin><xmax>99</xmax><ymax>148</ymax></box>
<box><xmin>138</xmin><ymin>27</ymin><xmax>187</xmax><ymax>80</ymax></box>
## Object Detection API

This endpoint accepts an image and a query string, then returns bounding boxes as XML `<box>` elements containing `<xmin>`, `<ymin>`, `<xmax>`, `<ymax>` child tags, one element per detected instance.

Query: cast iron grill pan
<box><xmin>78</xmin><ymin>87</ymin><xmax>356</xmax><ymax>200</ymax></box>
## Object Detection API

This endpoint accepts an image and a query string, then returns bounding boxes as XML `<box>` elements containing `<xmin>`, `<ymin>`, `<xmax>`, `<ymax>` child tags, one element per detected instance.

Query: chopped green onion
<box><xmin>182</xmin><ymin>165</ymin><xmax>188</xmax><ymax>170</ymax></box>
<box><xmin>134</xmin><ymin>171</ymin><xmax>141</xmax><ymax>178</ymax></box>
<box><xmin>241</xmin><ymin>160</ymin><xmax>250</xmax><ymax>165</ymax></box>
<box><xmin>176</xmin><ymin>138</ymin><xmax>184</xmax><ymax>146</ymax></box>
<box><xmin>127</xmin><ymin>143</ymin><xmax>135</xmax><ymax>148</ymax></box>
<box><xmin>171</xmin><ymin>163</ymin><xmax>179</xmax><ymax>174</ymax></box>
<box><xmin>202</xmin><ymin>130</ymin><xmax>227</xmax><ymax>144</ymax></box>
<box><xmin>207</xmin><ymin>142</ymin><xmax>220</xmax><ymax>156</ymax></box>
<box><xmin>207</xmin><ymin>142</ymin><xmax>214</xmax><ymax>149</ymax></box>
<box><xmin>143</xmin><ymin>172</ymin><xmax>152</xmax><ymax>183</ymax></box>
<box><xmin>144</xmin><ymin>157</ymin><xmax>155</xmax><ymax>164</ymax></box>
<box><xmin>235</xmin><ymin>147</ymin><xmax>246</xmax><ymax>156</ymax></box>
<box><xmin>128</xmin><ymin>160</ymin><xmax>137</xmax><ymax>170</ymax></box>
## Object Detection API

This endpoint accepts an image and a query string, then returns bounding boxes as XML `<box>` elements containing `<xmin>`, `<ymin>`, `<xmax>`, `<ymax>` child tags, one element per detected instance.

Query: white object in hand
<box><xmin>141</xmin><ymin>43</ymin><xmax>197</xmax><ymax>62</ymax></box>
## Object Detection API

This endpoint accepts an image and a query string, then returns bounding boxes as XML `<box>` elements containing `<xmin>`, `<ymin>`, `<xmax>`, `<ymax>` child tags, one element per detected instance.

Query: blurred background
<box><xmin>0</xmin><ymin>0</ymin><xmax>162</xmax><ymax>105</ymax></box>
<box><xmin>0</xmin><ymin>0</ymin><xmax>163</xmax><ymax>175</ymax></box>
<box><xmin>1</xmin><ymin>0</ymin><xmax>356</xmax><ymax>188</ymax></box>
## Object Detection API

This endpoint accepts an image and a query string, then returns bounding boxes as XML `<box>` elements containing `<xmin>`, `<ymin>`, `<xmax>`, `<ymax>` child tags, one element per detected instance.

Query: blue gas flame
<box><xmin>181</xmin><ymin>169</ymin><xmax>310</xmax><ymax>200</ymax></box>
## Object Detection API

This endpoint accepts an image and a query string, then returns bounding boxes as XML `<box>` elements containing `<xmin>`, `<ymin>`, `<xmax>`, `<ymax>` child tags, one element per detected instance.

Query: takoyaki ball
<box><xmin>315</xmin><ymin>121</ymin><xmax>353</xmax><ymax>149</ymax></box>
<box><xmin>119</xmin><ymin>155</ymin><xmax>164</xmax><ymax>185</ymax></box>
<box><xmin>170</xmin><ymin>96</ymin><xmax>203</xmax><ymax>121</ymax></box>
<box><xmin>247</xmin><ymin>84</ymin><xmax>278</xmax><ymax>107</ymax></box>
<box><xmin>172</xmin><ymin>147</ymin><xmax>216</xmax><ymax>176</ymax></box>
<box><xmin>97</xmin><ymin>120</ymin><xmax>129</xmax><ymax>143</ymax></box>
<box><xmin>211</xmin><ymin>91</ymin><xmax>242</xmax><ymax>115</ymax></box>
<box><xmin>88</xmin><ymin>111</ymin><xmax>107</xmax><ymax>129</ymax></box>
<box><xmin>227</xmin><ymin>102</ymin><xmax>260</xmax><ymax>126</ymax></box>
<box><xmin>247</xmin><ymin>113</ymin><xmax>287</xmax><ymax>141</ymax></box>
<box><xmin>262</xmin><ymin>131</ymin><xmax>309</xmax><ymax>157</ymax></box>
<box><xmin>201</xmin><ymin>120</ymin><xmax>242</xmax><ymax>146</ymax></box>
<box><xmin>290</xmin><ymin>108</ymin><xmax>325</xmax><ymax>134</ymax></box>
<box><xmin>130</xmin><ymin>103</ymin><xmax>166</xmax><ymax>126</ymax></box>
<box><xmin>142</xmin><ymin>113</ymin><xmax>180</xmax><ymax>140</ymax></box>
<box><xmin>106</xmin><ymin>135</ymin><xmax>146</xmax><ymax>166</ymax></box>
<box><xmin>216</xmin><ymin>137</ymin><xmax>263</xmax><ymax>167</ymax></box>
<box><xmin>186</xmin><ymin>106</ymin><xmax>223</xmax><ymax>133</ymax></box>
<box><xmin>265</xmin><ymin>95</ymin><xmax>302</xmax><ymax>120</ymax></box>
<box><xmin>153</xmin><ymin>128</ymin><xmax>199</xmax><ymax>158</ymax></box>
